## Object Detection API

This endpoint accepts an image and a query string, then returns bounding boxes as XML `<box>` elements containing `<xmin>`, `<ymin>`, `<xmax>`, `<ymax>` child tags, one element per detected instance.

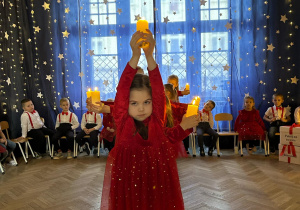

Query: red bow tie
<box><xmin>202</xmin><ymin>109</ymin><xmax>209</xmax><ymax>114</ymax></box>
<box><xmin>62</xmin><ymin>112</ymin><xmax>68</xmax><ymax>115</ymax></box>
<box><xmin>86</xmin><ymin>111</ymin><xmax>93</xmax><ymax>115</ymax></box>
<box><xmin>276</xmin><ymin>107</ymin><xmax>282</xmax><ymax>111</ymax></box>
<box><xmin>31</xmin><ymin>110</ymin><xmax>36</xmax><ymax>114</ymax></box>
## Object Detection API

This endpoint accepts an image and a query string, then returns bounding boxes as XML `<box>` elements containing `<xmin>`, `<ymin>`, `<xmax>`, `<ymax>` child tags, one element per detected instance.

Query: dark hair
<box><xmin>272</xmin><ymin>93</ymin><xmax>284</xmax><ymax>100</ymax></box>
<box><xmin>206</xmin><ymin>100</ymin><xmax>216</xmax><ymax>109</ymax></box>
<box><xmin>165</xmin><ymin>96</ymin><xmax>174</xmax><ymax>128</ymax></box>
<box><xmin>164</xmin><ymin>84</ymin><xmax>176</xmax><ymax>102</ymax></box>
<box><xmin>130</xmin><ymin>74</ymin><xmax>152</xmax><ymax>140</ymax></box>
<box><xmin>21</xmin><ymin>99</ymin><xmax>32</xmax><ymax>107</ymax></box>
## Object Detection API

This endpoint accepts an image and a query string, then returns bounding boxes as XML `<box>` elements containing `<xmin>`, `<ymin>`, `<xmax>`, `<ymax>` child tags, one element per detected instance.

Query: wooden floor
<box><xmin>1</xmin><ymin>149</ymin><xmax>300</xmax><ymax>210</ymax></box>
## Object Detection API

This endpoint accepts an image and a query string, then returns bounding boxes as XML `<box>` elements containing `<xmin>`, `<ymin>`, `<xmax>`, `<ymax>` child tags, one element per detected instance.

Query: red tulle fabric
<box><xmin>100</xmin><ymin>102</ymin><xmax>116</xmax><ymax>142</ymax></box>
<box><xmin>234</xmin><ymin>109</ymin><xmax>266</xmax><ymax>141</ymax></box>
<box><xmin>101</xmin><ymin>63</ymin><xmax>185</xmax><ymax>210</ymax></box>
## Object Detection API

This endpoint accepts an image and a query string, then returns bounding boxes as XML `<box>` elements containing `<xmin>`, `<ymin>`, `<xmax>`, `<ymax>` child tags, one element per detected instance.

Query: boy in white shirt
<box><xmin>75</xmin><ymin>107</ymin><xmax>102</xmax><ymax>155</ymax></box>
<box><xmin>196</xmin><ymin>100</ymin><xmax>219</xmax><ymax>156</ymax></box>
<box><xmin>52</xmin><ymin>98</ymin><xmax>79</xmax><ymax>159</ymax></box>
<box><xmin>19</xmin><ymin>99</ymin><xmax>54</xmax><ymax>159</ymax></box>
<box><xmin>263</xmin><ymin>93</ymin><xmax>291</xmax><ymax>153</ymax></box>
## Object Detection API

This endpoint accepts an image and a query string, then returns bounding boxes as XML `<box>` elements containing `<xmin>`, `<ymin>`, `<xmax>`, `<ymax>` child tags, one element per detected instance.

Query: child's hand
<box><xmin>130</xmin><ymin>31</ymin><xmax>144</xmax><ymax>57</ymax></box>
<box><xmin>142</xmin><ymin>29</ymin><xmax>155</xmax><ymax>58</ymax></box>
<box><xmin>83</xmin><ymin>128</ymin><xmax>89</xmax><ymax>134</ymax></box>
<box><xmin>86</xmin><ymin>97</ymin><xmax>104</xmax><ymax>113</ymax></box>
<box><xmin>182</xmin><ymin>89</ymin><xmax>190</xmax><ymax>95</ymax></box>
<box><xmin>180</xmin><ymin>114</ymin><xmax>200</xmax><ymax>130</ymax></box>
<box><xmin>270</xmin><ymin>117</ymin><xmax>276</xmax><ymax>123</ymax></box>
<box><xmin>281</xmin><ymin>118</ymin><xmax>288</xmax><ymax>123</ymax></box>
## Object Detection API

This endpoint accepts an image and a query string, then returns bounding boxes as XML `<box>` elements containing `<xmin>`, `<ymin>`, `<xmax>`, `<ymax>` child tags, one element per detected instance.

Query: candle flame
<box><xmin>192</xmin><ymin>100</ymin><xmax>195</xmax><ymax>105</ymax></box>
<box><xmin>94</xmin><ymin>87</ymin><xmax>98</xmax><ymax>91</ymax></box>
<box><xmin>88</xmin><ymin>88</ymin><xmax>91</xmax><ymax>92</ymax></box>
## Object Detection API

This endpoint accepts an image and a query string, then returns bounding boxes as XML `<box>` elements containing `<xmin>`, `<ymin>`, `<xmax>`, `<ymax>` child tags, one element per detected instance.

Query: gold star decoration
<box><xmin>200</xmin><ymin>0</ymin><xmax>207</xmax><ymax>6</ymax></box>
<box><xmin>28</xmin><ymin>38</ymin><xmax>32</xmax><ymax>42</ymax></box>
<box><xmin>259</xmin><ymin>80</ymin><xmax>263</xmax><ymax>84</ymax></box>
<box><xmin>212</xmin><ymin>85</ymin><xmax>217</xmax><ymax>90</ymax></box>
<box><xmin>291</xmin><ymin>76</ymin><xmax>299</xmax><ymax>84</ymax></box>
<box><xmin>78</xmin><ymin>72</ymin><xmax>84</xmax><ymax>77</ymax></box>
<box><xmin>57</xmin><ymin>0</ymin><xmax>61</xmax><ymax>3</ymax></box>
<box><xmin>266</xmin><ymin>15</ymin><xmax>270</xmax><ymax>19</ymax></box>
<box><xmin>134</xmin><ymin>14</ymin><xmax>141</xmax><ymax>21</ymax></box>
<box><xmin>34</xmin><ymin>26</ymin><xmax>41</xmax><ymax>33</ymax></box>
<box><xmin>117</xmin><ymin>8</ymin><xmax>122</xmax><ymax>15</ymax></box>
<box><xmin>58</xmin><ymin>53</ymin><xmax>64</xmax><ymax>60</ymax></box>
<box><xmin>88</xmin><ymin>49</ymin><xmax>95</xmax><ymax>56</ymax></box>
<box><xmin>110</xmin><ymin>30</ymin><xmax>115</xmax><ymax>35</ymax></box>
<box><xmin>273</xmin><ymin>88</ymin><xmax>277</xmax><ymax>92</ymax></box>
<box><xmin>290</xmin><ymin>42</ymin><xmax>294</xmax><ymax>46</ymax></box>
<box><xmin>255</xmin><ymin>63</ymin><xmax>259</xmax><ymax>67</ymax></box>
<box><xmin>163</xmin><ymin>16</ymin><xmax>170</xmax><ymax>24</ymax></box>
<box><xmin>295</xmin><ymin>25</ymin><xmax>299</xmax><ymax>29</ymax></box>
<box><xmin>65</xmin><ymin>7</ymin><xmax>70</xmax><ymax>14</ymax></box>
<box><xmin>62</xmin><ymin>30</ymin><xmax>70</xmax><ymax>38</ymax></box>
<box><xmin>103</xmin><ymin>80</ymin><xmax>109</xmax><ymax>86</ymax></box>
<box><xmin>192</xmin><ymin>27</ymin><xmax>196</xmax><ymax>33</ymax></box>
<box><xmin>223</xmin><ymin>64</ymin><xmax>230</xmax><ymax>71</ymax></box>
<box><xmin>4</xmin><ymin>31</ymin><xmax>9</xmax><ymax>40</ymax></box>
<box><xmin>12</xmin><ymin>24</ymin><xmax>16</xmax><ymax>28</ymax></box>
<box><xmin>42</xmin><ymin>2</ymin><xmax>50</xmax><ymax>10</ymax></box>
<box><xmin>276</xmin><ymin>30</ymin><xmax>280</xmax><ymax>34</ymax></box>
<box><xmin>89</xmin><ymin>19</ymin><xmax>94</xmax><ymax>25</ymax></box>
<box><xmin>43</xmin><ymin>61</ymin><xmax>47</xmax><ymax>65</ymax></box>
<box><xmin>248</xmin><ymin>8</ymin><xmax>251</xmax><ymax>11</ymax></box>
<box><xmin>37</xmin><ymin>92</ymin><xmax>43</xmax><ymax>98</ymax></box>
<box><xmin>225</xmin><ymin>22</ymin><xmax>232</xmax><ymax>30</ymax></box>
<box><xmin>31</xmin><ymin>10</ymin><xmax>34</xmax><ymax>15</ymax></box>
<box><xmin>267</xmin><ymin>43</ymin><xmax>275</xmax><ymax>52</ymax></box>
<box><xmin>6</xmin><ymin>77</ymin><xmax>11</xmax><ymax>86</ymax></box>
<box><xmin>264</xmin><ymin>1</ymin><xmax>268</xmax><ymax>4</ymax></box>
<box><xmin>46</xmin><ymin>75</ymin><xmax>52</xmax><ymax>81</ymax></box>
<box><xmin>49</xmin><ymin>41</ymin><xmax>52</xmax><ymax>45</ymax></box>
<box><xmin>189</xmin><ymin>55</ymin><xmax>196</xmax><ymax>63</ymax></box>
<box><xmin>280</xmin><ymin>14</ymin><xmax>288</xmax><ymax>23</ymax></box>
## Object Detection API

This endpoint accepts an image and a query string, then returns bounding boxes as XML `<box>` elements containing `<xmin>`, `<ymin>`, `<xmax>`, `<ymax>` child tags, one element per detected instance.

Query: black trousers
<box><xmin>52</xmin><ymin>123</ymin><xmax>74</xmax><ymax>151</ymax></box>
<box><xmin>27</xmin><ymin>127</ymin><xmax>55</xmax><ymax>154</ymax></box>
<box><xmin>75</xmin><ymin>124</ymin><xmax>99</xmax><ymax>148</ymax></box>
<box><xmin>268</xmin><ymin>120</ymin><xmax>288</xmax><ymax>149</ymax></box>
<box><xmin>196</xmin><ymin>122</ymin><xmax>219</xmax><ymax>149</ymax></box>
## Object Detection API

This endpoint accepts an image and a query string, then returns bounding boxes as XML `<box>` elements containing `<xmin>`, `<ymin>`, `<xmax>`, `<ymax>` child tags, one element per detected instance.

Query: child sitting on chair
<box><xmin>263</xmin><ymin>93</ymin><xmax>291</xmax><ymax>154</ymax></box>
<box><xmin>0</xmin><ymin>124</ymin><xmax>16</xmax><ymax>164</ymax></box>
<box><xmin>19</xmin><ymin>99</ymin><xmax>54</xmax><ymax>159</ymax></box>
<box><xmin>197</xmin><ymin>100</ymin><xmax>219</xmax><ymax>156</ymax></box>
<box><xmin>75</xmin><ymin>106</ymin><xmax>102</xmax><ymax>155</ymax></box>
<box><xmin>52</xmin><ymin>98</ymin><xmax>79</xmax><ymax>159</ymax></box>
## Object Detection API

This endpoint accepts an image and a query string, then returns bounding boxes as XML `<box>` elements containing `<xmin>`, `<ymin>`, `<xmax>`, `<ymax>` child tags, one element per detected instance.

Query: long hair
<box><xmin>130</xmin><ymin>74</ymin><xmax>152</xmax><ymax>140</ymax></box>
<box><xmin>165</xmin><ymin>96</ymin><xmax>174</xmax><ymax>128</ymax></box>
<box><xmin>168</xmin><ymin>74</ymin><xmax>179</xmax><ymax>91</ymax></box>
<box><xmin>164</xmin><ymin>84</ymin><xmax>176</xmax><ymax>102</ymax></box>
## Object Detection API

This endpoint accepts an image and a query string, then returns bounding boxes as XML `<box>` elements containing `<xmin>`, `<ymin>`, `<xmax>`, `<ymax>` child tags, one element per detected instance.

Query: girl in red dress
<box><xmin>234</xmin><ymin>96</ymin><xmax>266</xmax><ymax>153</ymax></box>
<box><xmin>97</xmin><ymin>31</ymin><xmax>199</xmax><ymax>210</ymax></box>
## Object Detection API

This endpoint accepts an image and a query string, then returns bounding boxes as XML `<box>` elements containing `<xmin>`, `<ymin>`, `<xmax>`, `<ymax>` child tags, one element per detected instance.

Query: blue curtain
<box><xmin>1</xmin><ymin>0</ymin><xmax>299</xmax><ymax>137</ymax></box>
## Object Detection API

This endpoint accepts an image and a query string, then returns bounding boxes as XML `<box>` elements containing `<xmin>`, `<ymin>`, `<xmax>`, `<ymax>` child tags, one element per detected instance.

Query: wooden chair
<box><xmin>0</xmin><ymin>121</ymin><xmax>18</xmax><ymax>165</ymax></box>
<box><xmin>51</xmin><ymin>130</ymin><xmax>76</xmax><ymax>159</ymax></box>
<box><xmin>25</xmin><ymin>118</ymin><xmax>51</xmax><ymax>158</ymax></box>
<box><xmin>215</xmin><ymin>113</ymin><xmax>239</xmax><ymax>157</ymax></box>
<box><xmin>73</xmin><ymin>133</ymin><xmax>103</xmax><ymax>157</ymax></box>
<box><xmin>189</xmin><ymin>130</ymin><xmax>209</xmax><ymax>157</ymax></box>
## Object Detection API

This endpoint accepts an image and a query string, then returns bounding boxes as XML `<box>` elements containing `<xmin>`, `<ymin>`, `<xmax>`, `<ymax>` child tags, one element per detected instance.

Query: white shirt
<box><xmin>199</xmin><ymin>110</ymin><xmax>214</xmax><ymax>128</ymax></box>
<box><xmin>80</xmin><ymin>112</ymin><xmax>103</xmax><ymax>130</ymax></box>
<box><xmin>294</xmin><ymin>107</ymin><xmax>300</xmax><ymax>124</ymax></box>
<box><xmin>21</xmin><ymin>111</ymin><xmax>44</xmax><ymax>138</ymax></box>
<box><xmin>264</xmin><ymin>105</ymin><xmax>290</xmax><ymax>121</ymax></box>
<box><xmin>55</xmin><ymin>111</ymin><xmax>79</xmax><ymax>130</ymax></box>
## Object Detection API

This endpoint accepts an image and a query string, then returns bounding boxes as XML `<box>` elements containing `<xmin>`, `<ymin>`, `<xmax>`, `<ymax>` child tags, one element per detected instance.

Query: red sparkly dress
<box><xmin>234</xmin><ymin>109</ymin><xmax>266</xmax><ymax>141</ymax></box>
<box><xmin>101</xmin><ymin>63</ymin><xmax>188</xmax><ymax>210</ymax></box>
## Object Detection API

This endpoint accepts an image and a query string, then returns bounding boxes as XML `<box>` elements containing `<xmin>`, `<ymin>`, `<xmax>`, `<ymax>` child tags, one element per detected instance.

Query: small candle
<box><xmin>195</xmin><ymin>96</ymin><xmax>201</xmax><ymax>107</ymax></box>
<box><xmin>186</xmin><ymin>100</ymin><xmax>198</xmax><ymax>117</ymax></box>
<box><xmin>185</xmin><ymin>83</ymin><xmax>190</xmax><ymax>91</ymax></box>
<box><xmin>136</xmin><ymin>19</ymin><xmax>149</xmax><ymax>48</ymax></box>
<box><xmin>86</xmin><ymin>87</ymin><xmax>100</xmax><ymax>104</ymax></box>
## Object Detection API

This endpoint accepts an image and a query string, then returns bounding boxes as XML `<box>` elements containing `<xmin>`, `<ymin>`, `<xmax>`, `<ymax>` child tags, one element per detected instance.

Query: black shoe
<box><xmin>200</xmin><ymin>148</ymin><xmax>205</xmax><ymax>157</ymax></box>
<box><xmin>93</xmin><ymin>148</ymin><xmax>98</xmax><ymax>155</ymax></box>
<box><xmin>208</xmin><ymin>147</ymin><xmax>214</xmax><ymax>156</ymax></box>
<box><xmin>84</xmin><ymin>143</ymin><xmax>91</xmax><ymax>155</ymax></box>
<box><xmin>270</xmin><ymin>146</ymin><xmax>275</xmax><ymax>154</ymax></box>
